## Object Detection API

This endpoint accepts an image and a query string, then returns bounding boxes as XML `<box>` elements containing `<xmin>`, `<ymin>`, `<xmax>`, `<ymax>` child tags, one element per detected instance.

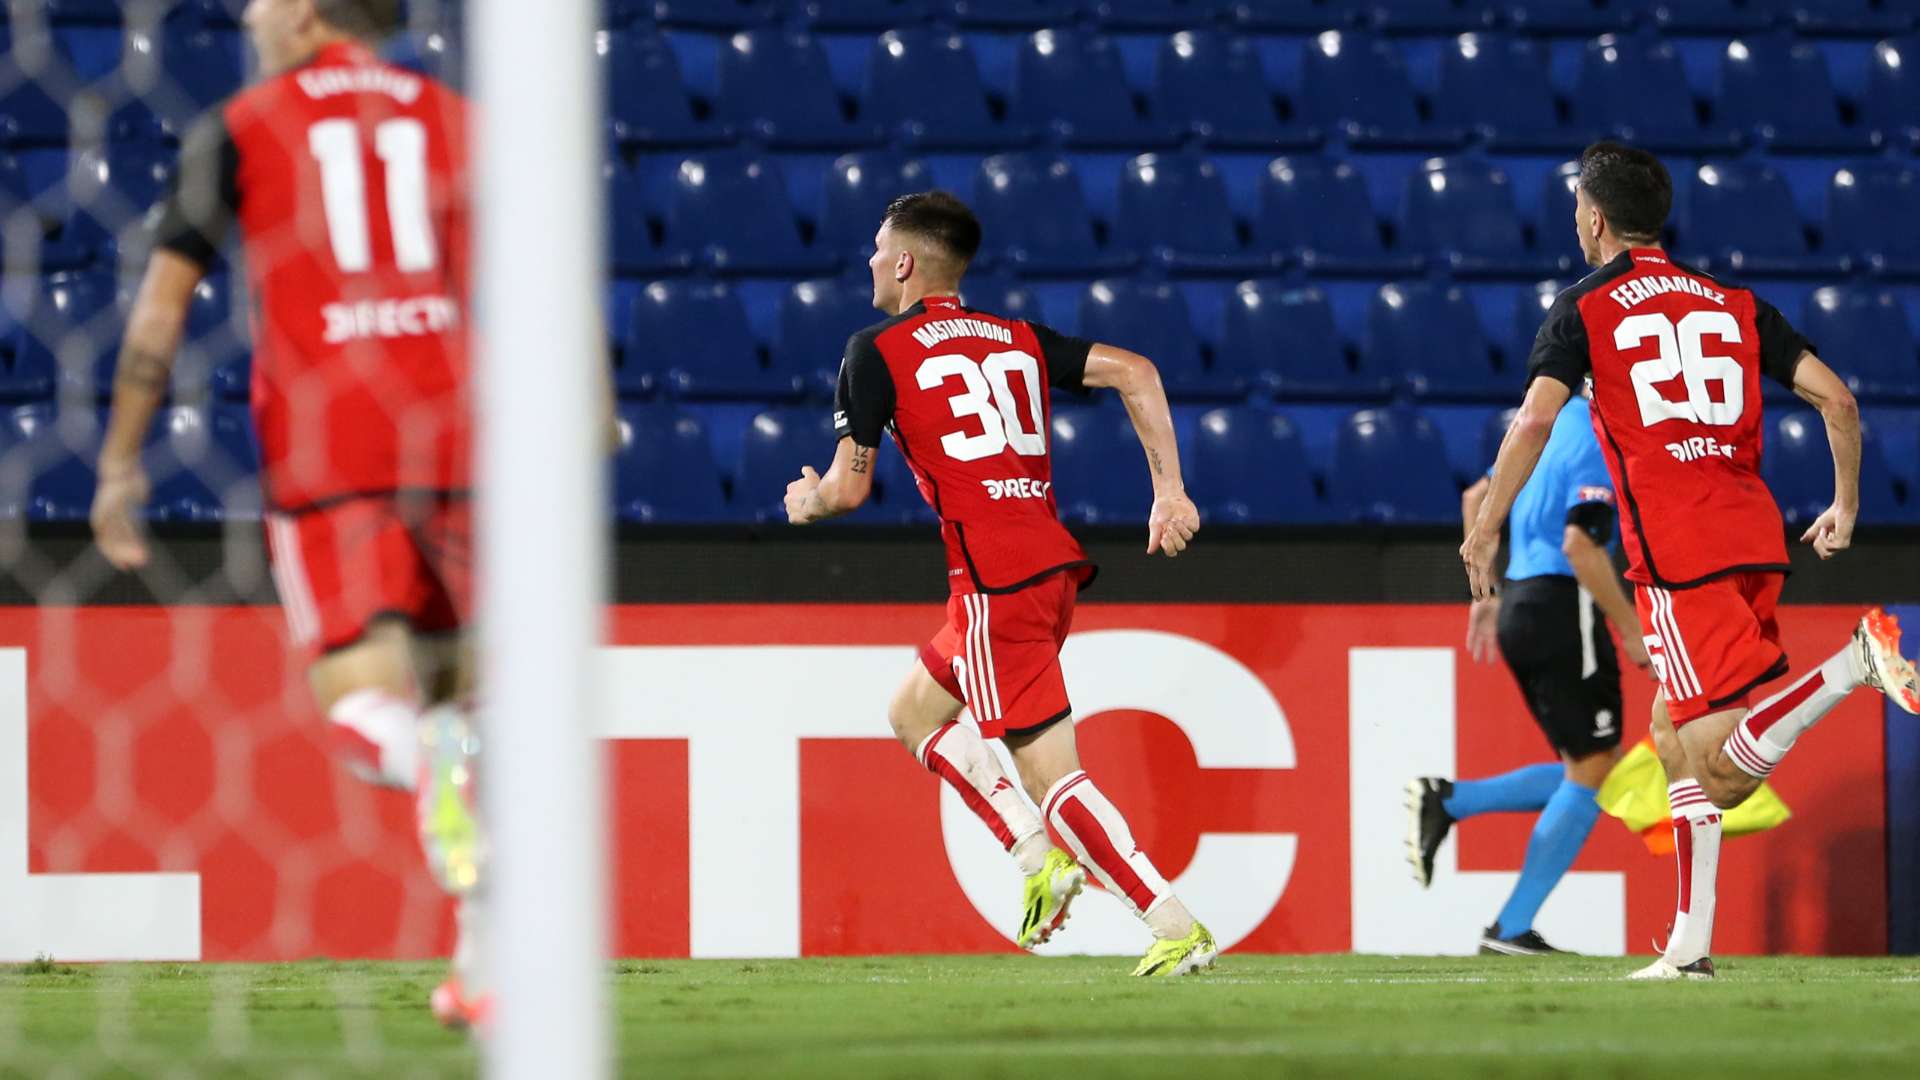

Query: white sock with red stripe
<box><xmin>1042</xmin><ymin>770</ymin><xmax>1193</xmax><ymax>940</ymax></box>
<box><xmin>328</xmin><ymin>689</ymin><xmax>421</xmax><ymax>790</ymax></box>
<box><xmin>915</xmin><ymin>723</ymin><xmax>1049</xmax><ymax>876</ymax></box>
<box><xmin>1722</xmin><ymin>648</ymin><xmax>1864</xmax><ymax>779</ymax></box>
<box><xmin>1663</xmin><ymin>779</ymin><xmax>1721</xmax><ymax>966</ymax></box>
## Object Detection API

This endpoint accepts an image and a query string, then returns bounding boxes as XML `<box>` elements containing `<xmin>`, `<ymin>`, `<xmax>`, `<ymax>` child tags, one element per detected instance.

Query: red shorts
<box><xmin>919</xmin><ymin>572</ymin><xmax>1078</xmax><ymax>740</ymax></box>
<box><xmin>265</xmin><ymin>496</ymin><xmax>471</xmax><ymax>658</ymax></box>
<box><xmin>1638</xmin><ymin>572</ymin><xmax>1789</xmax><ymax>725</ymax></box>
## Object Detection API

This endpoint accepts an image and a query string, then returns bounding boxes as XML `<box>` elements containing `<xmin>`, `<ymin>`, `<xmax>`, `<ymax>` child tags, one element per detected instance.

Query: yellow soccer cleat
<box><xmin>1018</xmin><ymin>848</ymin><xmax>1085</xmax><ymax>951</ymax></box>
<box><xmin>1132</xmin><ymin>920</ymin><xmax>1218</xmax><ymax>977</ymax></box>
<box><xmin>416</xmin><ymin>705</ymin><xmax>486</xmax><ymax>897</ymax></box>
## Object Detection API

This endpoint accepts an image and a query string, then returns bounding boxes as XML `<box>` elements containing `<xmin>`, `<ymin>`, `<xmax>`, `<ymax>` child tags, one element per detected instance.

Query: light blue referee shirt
<box><xmin>1502</xmin><ymin>396</ymin><xmax>1618</xmax><ymax>581</ymax></box>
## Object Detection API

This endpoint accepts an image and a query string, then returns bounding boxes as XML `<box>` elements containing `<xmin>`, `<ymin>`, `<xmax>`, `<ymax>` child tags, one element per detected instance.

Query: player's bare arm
<box><xmin>785</xmin><ymin>437</ymin><xmax>876</xmax><ymax>525</ymax></box>
<box><xmin>1462</xmin><ymin>377</ymin><xmax>1572</xmax><ymax>600</ymax></box>
<box><xmin>91</xmin><ymin>249</ymin><xmax>207</xmax><ymax>571</ymax></box>
<box><xmin>1561</xmin><ymin>524</ymin><xmax>1651</xmax><ymax>672</ymax></box>
<box><xmin>1459</xmin><ymin>475</ymin><xmax>1500</xmax><ymax>663</ymax></box>
<box><xmin>1788</xmin><ymin>351</ymin><xmax>1862</xmax><ymax>560</ymax></box>
<box><xmin>1082</xmin><ymin>344</ymin><xmax>1198</xmax><ymax>557</ymax></box>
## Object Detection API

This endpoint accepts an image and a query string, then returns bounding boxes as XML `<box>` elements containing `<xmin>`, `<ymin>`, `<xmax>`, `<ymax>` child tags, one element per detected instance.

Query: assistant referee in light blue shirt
<box><xmin>1407</xmin><ymin>395</ymin><xmax>1651</xmax><ymax>955</ymax></box>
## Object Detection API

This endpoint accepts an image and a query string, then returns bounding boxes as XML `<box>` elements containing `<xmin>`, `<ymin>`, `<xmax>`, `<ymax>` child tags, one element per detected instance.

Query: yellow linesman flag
<box><xmin>1597</xmin><ymin>738</ymin><xmax>1792</xmax><ymax>855</ymax></box>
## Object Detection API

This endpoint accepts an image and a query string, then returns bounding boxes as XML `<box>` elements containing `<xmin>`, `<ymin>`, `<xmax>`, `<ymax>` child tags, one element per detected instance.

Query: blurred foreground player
<box><xmin>1464</xmin><ymin>142</ymin><xmax>1920</xmax><ymax>980</ymax></box>
<box><xmin>783</xmin><ymin>192</ymin><xmax>1215</xmax><ymax>976</ymax></box>
<box><xmin>88</xmin><ymin>0</ymin><xmax>487</xmax><ymax>1024</ymax></box>
<box><xmin>1410</xmin><ymin>395</ymin><xmax>1649</xmax><ymax>955</ymax></box>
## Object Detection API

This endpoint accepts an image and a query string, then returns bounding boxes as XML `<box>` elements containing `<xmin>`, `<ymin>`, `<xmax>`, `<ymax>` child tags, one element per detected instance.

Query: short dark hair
<box><xmin>881</xmin><ymin>191</ymin><xmax>982</xmax><ymax>266</ymax></box>
<box><xmin>315</xmin><ymin>0</ymin><xmax>403</xmax><ymax>39</ymax></box>
<box><xmin>1577</xmin><ymin>141</ymin><xmax>1672</xmax><ymax>241</ymax></box>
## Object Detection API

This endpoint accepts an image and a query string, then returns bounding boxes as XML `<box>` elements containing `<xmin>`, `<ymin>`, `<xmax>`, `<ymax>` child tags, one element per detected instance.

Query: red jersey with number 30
<box><xmin>835</xmin><ymin>294</ymin><xmax>1097</xmax><ymax>594</ymax></box>
<box><xmin>153</xmin><ymin>40</ymin><xmax>471</xmax><ymax>511</ymax></box>
<box><xmin>1528</xmin><ymin>248</ymin><xmax>1815</xmax><ymax>590</ymax></box>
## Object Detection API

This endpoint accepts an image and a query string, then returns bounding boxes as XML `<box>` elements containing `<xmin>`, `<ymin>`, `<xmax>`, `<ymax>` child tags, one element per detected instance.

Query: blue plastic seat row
<box><xmin>0</xmin><ymin>400</ymin><xmax>258</xmax><ymax>522</ymax></box>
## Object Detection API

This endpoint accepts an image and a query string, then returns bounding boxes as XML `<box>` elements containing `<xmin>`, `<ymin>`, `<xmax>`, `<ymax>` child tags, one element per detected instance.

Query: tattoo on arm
<box><xmin>1148</xmin><ymin>446</ymin><xmax>1165</xmax><ymax>476</ymax></box>
<box><xmin>850</xmin><ymin>446</ymin><xmax>872</xmax><ymax>475</ymax></box>
<box><xmin>114</xmin><ymin>347</ymin><xmax>172</xmax><ymax>393</ymax></box>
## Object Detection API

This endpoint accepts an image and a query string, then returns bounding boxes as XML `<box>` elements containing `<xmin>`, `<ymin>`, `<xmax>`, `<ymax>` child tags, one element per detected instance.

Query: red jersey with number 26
<box><xmin>1528</xmin><ymin>248</ymin><xmax>1815</xmax><ymax>590</ymax></box>
<box><xmin>835</xmin><ymin>294</ymin><xmax>1097</xmax><ymax>595</ymax></box>
<box><xmin>152</xmin><ymin>40</ymin><xmax>471</xmax><ymax>512</ymax></box>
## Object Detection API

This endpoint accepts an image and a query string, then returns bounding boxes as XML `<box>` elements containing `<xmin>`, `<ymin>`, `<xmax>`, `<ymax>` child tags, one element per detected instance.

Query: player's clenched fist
<box><xmin>91</xmin><ymin>463</ymin><xmax>152</xmax><ymax>571</ymax></box>
<box><xmin>1147</xmin><ymin>492</ymin><xmax>1199</xmax><ymax>557</ymax></box>
<box><xmin>785</xmin><ymin>465</ymin><xmax>823</xmax><ymax>525</ymax></box>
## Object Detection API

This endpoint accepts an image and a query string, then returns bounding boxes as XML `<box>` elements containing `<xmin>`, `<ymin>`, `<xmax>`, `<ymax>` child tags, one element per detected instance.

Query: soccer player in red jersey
<box><xmin>88</xmin><ymin>0</ymin><xmax>486</xmax><ymax>1024</ymax></box>
<box><xmin>1465</xmin><ymin>142</ymin><xmax>1920</xmax><ymax>980</ymax></box>
<box><xmin>783</xmin><ymin>192</ymin><xmax>1215</xmax><ymax>976</ymax></box>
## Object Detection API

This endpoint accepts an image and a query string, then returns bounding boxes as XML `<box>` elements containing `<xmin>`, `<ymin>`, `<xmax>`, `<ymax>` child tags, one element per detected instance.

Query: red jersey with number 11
<box><xmin>153</xmin><ymin>40</ymin><xmax>471</xmax><ymax>512</ymax></box>
<box><xmin>1527</xmin><ymin>248</ymin><xmax>1816</xmax><ymax>590</ymax></box>
<box><xmin>835</xmin><ymin>294</ymin><xmax>1097</xmax><ymax>595</ymax></box>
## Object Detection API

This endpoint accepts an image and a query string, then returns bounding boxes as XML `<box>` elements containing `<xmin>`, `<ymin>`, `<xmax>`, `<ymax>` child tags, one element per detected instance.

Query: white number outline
<box><xmin>1618</xmin><ymin>310</ymin><xmax>1745</xmax><ymax>428</ymax></box>
<box><xmin>308</xmin><ymin>117</ymin><xmax>438</xmax><ymax>274</ymax></box>
<box><xmin>915</xmin><ymin>350</ymin><xmax>1048</xmax><ymax>462</ymax></box>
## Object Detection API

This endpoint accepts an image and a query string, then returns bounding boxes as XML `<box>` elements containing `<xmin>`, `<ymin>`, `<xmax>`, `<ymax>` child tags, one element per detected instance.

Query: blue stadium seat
<box><xmin>612</xmin><ymin>404</ymin><xmax>731</xmax><ymax>523</ymax></box>
<box><xmin>1650</xmin><ymin>0</ymin><xmax>1772</xmax><ymax>32</ymax></box>
<box><xmin>44</xmin><ymin>0</ymin><xmax>126</xmax><ymax>22</ymax></box>
<box><xmin>1231</xmin><ymin>0</ymin><xmax>1342</xmax><ymax>28</ymax></box>
<box><xmin>1112</xmin><ymin>153</ymin><xmax>1277</xmax><ymax>275</ymax></box>
<box><xmin>384</xmin><ymin>30</ymin><xmax>462</xmax><ymax>90</ymax></box>
<box><xmin>1008</xmin><ymin>29</ymin><xmax>1171</xmax><ymax>149</ymax></box>
<box><xmin>1433</xmin><ymin>34</ymin><xmax>1592</xmax><ymax>153</ymax></box>
<box><xmin>1827</xmin><ymin>162</ymin><xmax>1920</xmax><ymax>278</ymax></box>
<box><xmin>972</xmin><ymin>153</ymin><xmax>1133</xmax><ymax>275</ymax></box>
<box><xmin>1049</xmin><ymin>405</ymin><xmax>1142</xmax><ymax>525</ymax></box>
<box><xmin>1091</xmin><ymin>0</ymin><xmax>1203</xmax><ymax>28</ymax></box>
<box><xmin>1257</xmin><ymin>156</ymin><xmax>1423</xmax><ymax>277</ymax></box>
<box><xmin>1296</xmin><ymin>31</ymin><xmax>1466</xmax><ymax>150</ymax></box>
<box><xmin>1682</xmin><ymin>161</ymin><xmax>1847</xmax><ymax>276</ymax></box>
<box><xmin>864</xmin><ymin>29</ymin><xmax>1015</xmax><ymax>149</ymax></box>
<box><xmin>627</xmin><ymin>280</ymin><xmax>803</xmax><ymax>400</ymax></box>
<box><xmin>1153</xmin><ymin>30</ymin><xmax>1317</xmax><ymax>150</ymax></box>
<box><xmin>1185</xmin><ymin>407</ymin><xmax>1326</xmax><ymax>524</ymax></box>
<box><xmin>734</xmin><ymin>409</ymin><xmax>893</xmax><ymax>525</ymax></box>
<box><xmin>1505</xmin><ymin>0</ymin><xmax>1633</xmax><ymax>33</ymax></box>
<box><xmin>714</xmin><ymin>28</ymin><xmax>880</xmax><ymax>149</ymax></box>
<box><xmin>799</xmin><ymin>0</ymin><xmax>932</xmax><ymax>29</ymax></box>
<box><xmin>1865</xmin><ymin>39</ymin><xmax>1920</xmax><ymax>151</ymax></box>
<box><xmin>948</xmin><ymin>0</ymin><xmax>1082</xmax><ymax>28</ymax></box>
<box><xmin>1766</xmin><ymin>411</ymin><xmax>1915</xmax><ymax>525</ymax></box>
<box><xmin>1801</xmin><ymin>287</ymin><xmax>1920</xmax><ymax>403</ymax></box>
<box><xmin>817</xmin><ymin>151</ymin><xmax>934</xmax><ymax>259</ymax></box>
<box><xmin>1745</xmin><ymin>0</ymin><xmax>1909</xmax><ymax>35</ymax></box>
<box><xmin>601</xmin><ymin>28</ymin><xmax>727</xmax><ymax>147</ymax></box>
<box><xmin>1330</xmin><ymin>407</ymin><xmax>1460</xmax><ymax>524</ymax></box>
<box><xmin>151</xmin><ymin>25</ymin><xmax>246</xmax><ymax>112</ymax></box>
<box><xmin>607</xmin><ymin>160</ymin><xmax>693</xmax><ymax>276</ymax></box>
<box><xmin>1367</xmin><ymin>281</ymin><xmax>1511</xmax><ymax>400</ymax></box>
<box><xmin>1216</xmin><ymin>280</ymin><xmax>1395</xmax><ymax>400</ymax></box>
<box><xmin>5</xmin><ymin>273</ymin><xmax>122</xmax><ymax>403</ymax></box>
<box><xmin>144</xmin><ymin>406</ymin><xmax>230</xmax><ymax>523</ymax></box>
<box><xmin>663</xmin><ymin>152</ymin><xmax>836</xmax><ymax>274</ymax></box>
<box><xmin>162</xmin><ymin>0</ymin><xmax>244</xmax><ymax>28</ymax></box>
<box><xmin>201</xmin><ymin>403</ymin><xmax>263</xmax><ymax>520</ymax></box>
<box><xmin>1509</xmin><ymin>279</ymin><xmax>1565</xmax><ymax>372</ymax></box>
<box><xmin>0</xmin><ymin>74</ymin><xmax>69</xmax><ymax>147</ymax></box>
<box><xmin>1400</xmin><ymin>157</ymin><xmax>1560</xmax><ymax>278</ymax></box>
<box><xmin>1367</xmin><ymin>0</ymin><xmax>1495</xmax><ymax>33</ymax></box>
<box><xmin>176</xmin><ymin>274</ymin><xmax>250</xmax><ymax>399</ymax></box>
<box><xmin>649</xmin><ymin>0</ymin><xmax>776</xmax><ymax>28</ymax></box>
<box><xmin>1479</xmin><ymin>405</ymin><xmax>1520</xmax><ymax>475</ymax></box>
<box><xmin>772</xmin><ymin>278</ymin><xmax>882</xmax><ymax>400</ymax></box>
<box><xmin>1716</xmin><ymin>37</ymin><xmax>1875</xmax><ymax>154</ymax></box>
<box><xmin>36</xmin><ymin>146</ymin><xmax>174</xmax><ymax>272</ymax></box>
<box><xmin>1571</xmin><ymin>35</ymin><xmax>1743</xmax><ymax>154</ymax></box>
<box><xmin>1536</xmin><ymin>159</ymin><xmax>1584</xmax><ymax>268</ymax></box>
<box><xmin>875</xmin><ymin>436</ymin><xmax>937</xmax><ymax>525</ymax></box>
<box><xmin>1074</xmin><ymin>279</ymin><xmax>1219</xmax><ymax>398</ymax></box>
<box><xmin>11</xmin><ymin>404</ymin><xmax>100</xmax><ymax>522</ymax></box>
<box><xmin>957</xmin><ymin>276</ymin><xmax>1046</xmax><ymax>324</ymax></box>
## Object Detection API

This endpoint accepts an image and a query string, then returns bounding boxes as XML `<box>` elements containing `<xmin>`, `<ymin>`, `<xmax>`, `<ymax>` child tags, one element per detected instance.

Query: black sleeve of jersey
<box><xmin>150</xmin><ymin>110</ymin><xmax>240</xmax><ymax>269</ymax></box>
<box><xmin>833</xmin><ymin>331</ymin><xmax>895</xmax><ymax>447</ymax></box>
<box><xmin>1754</xmin><ymin>298</ymin><xmax>1816</xmax><ymax>389</ymax></box>
<box><xmin>1565</xmin><ymin>501</ymin><xmax>1617</xmax><ymax>547</ymax></box>
<box><xmin>1526</xmin><ymin>291</ymin><xmax>1591</xmax><ymax>393</ymax></box>
<box><xmin>1032</xmin><ymin>322</ymin><xmax>1095</xmax><ymax>396</ymax></box>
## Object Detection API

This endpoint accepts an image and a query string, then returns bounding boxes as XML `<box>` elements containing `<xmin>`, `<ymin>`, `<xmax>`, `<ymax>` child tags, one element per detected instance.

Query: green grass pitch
<box><xmin>4</xmin><ymin>954</ymin><xmax>1919</xmax><ymax>1078</ymax></box>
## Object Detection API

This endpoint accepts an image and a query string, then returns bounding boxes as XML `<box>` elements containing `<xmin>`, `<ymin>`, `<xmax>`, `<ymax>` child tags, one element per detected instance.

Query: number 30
<box><xmin>1618</xmin><ymin>310</ymin><xmax>1745</xmax><ymax>427</ymax></box>
<box><xmin>916</xmin><ymin>351</ymin><xmax>1047</xmax><ymax>462</ymax></box>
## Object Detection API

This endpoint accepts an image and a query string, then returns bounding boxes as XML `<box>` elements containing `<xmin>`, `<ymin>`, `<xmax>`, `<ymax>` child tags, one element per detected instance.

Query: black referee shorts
<box><xmin>1496</xmin><ymin>575</ymin><xmax>1623</xmax><ymax>759</ymax></box>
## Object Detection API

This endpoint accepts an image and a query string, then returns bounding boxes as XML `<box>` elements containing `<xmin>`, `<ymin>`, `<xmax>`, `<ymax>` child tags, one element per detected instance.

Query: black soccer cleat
<box><xmin>1478</xmin><ymin>925</ymin><xmax>1572</xmax><ymax>957</ymax></box>
<box><xmin>1405</xmin><ymin>777</ymin><xmax>1455</xmax><ymax>888</ymax></box>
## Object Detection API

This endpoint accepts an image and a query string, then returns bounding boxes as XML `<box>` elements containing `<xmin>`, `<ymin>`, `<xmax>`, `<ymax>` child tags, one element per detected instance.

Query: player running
<box><xmin>783</xmin><ymin>191</ymin><xmax>1215</xmax><ymax>976</ymax></box>
<box><xmin>88</xmin><ymin>0</ymin><xmax>487</xmax><ymax>1024</ymax></box>
<box><xmin>1464</xmin><ymin>142</ymin><xmax>1920</xmax><ymax>980</ymax></box>
<box><xmin>1410</xmin><ymin>394</ymin><xmax>1650</xmax><ymax>955</ymax></box>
